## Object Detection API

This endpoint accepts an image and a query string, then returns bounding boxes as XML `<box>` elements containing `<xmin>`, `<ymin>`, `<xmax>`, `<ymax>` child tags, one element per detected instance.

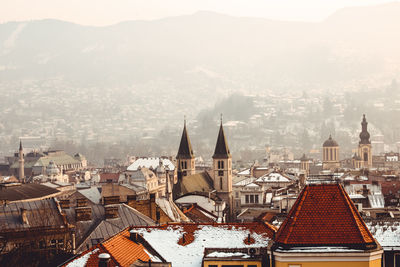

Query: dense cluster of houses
<box><xmin>0</xmin><ymin>115</ymin><xmax>399</xmax><ymax>266</ymax></box>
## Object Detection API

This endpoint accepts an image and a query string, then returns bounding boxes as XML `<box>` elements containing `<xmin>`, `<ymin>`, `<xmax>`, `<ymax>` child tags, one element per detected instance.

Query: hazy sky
<box><xmin>0</xmin><ymin>0</ymin><xmax>398</xmax><ymax>26</ymax></box>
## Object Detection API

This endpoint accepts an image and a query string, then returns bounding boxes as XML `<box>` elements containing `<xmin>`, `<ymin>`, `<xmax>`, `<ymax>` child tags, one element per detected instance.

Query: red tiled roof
<box><xmin>381</xmin><ymin>181</ymin><xmax>400</xmax><ymax>196</ymax></box>
<box><xmin>275</xmin><ymin>183</ymin><xmax>377</xmax><ymax>249</ymax></box>
<box><xmin>183</xmin><ymin>204</ymin><xmax>217</xmax><ymax>223</ymax></box>
<box><xmin>99</xmin><ymin>173</ymin><xmax>120</xmax><ymax>183</ymax></box>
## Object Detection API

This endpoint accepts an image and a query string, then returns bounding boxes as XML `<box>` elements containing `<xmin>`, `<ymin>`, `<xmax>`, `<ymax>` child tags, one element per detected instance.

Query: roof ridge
<box><xmin>338</xmin><ymin>184</ymin><xmax>375</xmax><ymax>244</ymax></box>
<box><xmin>282</xmin><ymin>187</ymin><xmax>308</xmax><ymax>244</ymax></box>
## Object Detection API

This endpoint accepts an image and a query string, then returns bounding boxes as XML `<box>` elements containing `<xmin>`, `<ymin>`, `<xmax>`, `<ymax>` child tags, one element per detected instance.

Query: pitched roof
<box><xmin>176</xmin><ymin>121</ymin><xmax>194</xmax><ymax>159</ymax></box>
<box><xmin>212</xmin><ymin>122</ymin><xmax>231</xmax><ymax>159</ymax></box>
<box><xmin>183</xmin><ymin>204</ymin><xmax>218</xmax><ymax>223</ymax></box>
<box><xmin>130</xmin><ymin>222</ymin><xmax>276</xmax><ymax>267</ymax></box>
<box><xmin>274</xmin><ymin>183</ymin><xmax>378</xmax><ymax>250</ymax></box>
<box><xmin>99</xmin><ymin>173</ymin><xmax>120</xmax><ymax>183</ymax></box>
<box><xmin>65</xmin><ymin>228</ymin><xmax>166</xmax><ymax>267</ymax></box>
<box><xmin>0</xmin><ymin>183</ymin><xmax>60</xmax><ymax>202</ymax></box>
<box><xmin>173</xmin><ymin>171</ymin><xmax>214</xmax><ymax>199</ymax></box>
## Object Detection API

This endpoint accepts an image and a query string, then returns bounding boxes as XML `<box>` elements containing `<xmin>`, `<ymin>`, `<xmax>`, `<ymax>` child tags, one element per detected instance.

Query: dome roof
<box><xmin>46</xmin><ymin>160</ymin><xmax>60</xmax><ymax>176</ymax></box>
<box><xmin>323</xmin><ymin>135</ymin><xmax>339</xmax><ymax>147</ymax></box>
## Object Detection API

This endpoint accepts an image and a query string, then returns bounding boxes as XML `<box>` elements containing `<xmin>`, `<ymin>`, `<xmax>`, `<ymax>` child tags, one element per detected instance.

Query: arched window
<box><xmin>220</xmin><ymin>177</ymin><xmax>223</xmax><ymax>190</ymax></box>
<box><xmin>364</xmin><ymin>152</ymin><xmax>368</xmax><ymax>162</ymax></box>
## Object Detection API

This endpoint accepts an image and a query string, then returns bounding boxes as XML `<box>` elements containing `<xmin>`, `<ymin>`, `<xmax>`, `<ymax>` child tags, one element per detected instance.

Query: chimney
<box><xmin>127</xmin><ymin>194</ymin><xmax>137</xmax><ymax>202</ymax></box>
<box><xmin>149</xmin><ymin>193</ymin><xmax>156</xmax><ymax>219</ymax></box>
<box><xmin>103</xmin><ymin>196</ymin><xmax>120</xmax><ymax>205</ymax></box>
<box><xmin>98</xmin><ymin>253</ymin><xmax>111</xmax><ymax>267</ymax></box>
<box><xmin>182</xmin><ymin>233</ymin><xmax>185</xmax><ymax>244</ymax></box>
<box><xmin>104</xmin><ymin>206</ymin><xmax>119</xmax><ymax>219</ymax></box>
<box><xmin>59</xmin><ymin>199</ymin><xmax>70</xmax><ymax>209</ymax></box>
<box><xmin>75</xmin><ymin>207</ymin><xmax>92</xmax><ymax>221</ymax></box>
<box><xmin>129</xmin><ymin>230</ymin><xmax>140</xmax><ymax>242</ymax></box>
<box><xmin>76</xmin><ymin>198</ymin><xmax>87</xmax><ymax>207</ymax></box>
<box><xmin>20</xmin><ymin>208</ymin><xmax>28</xmax><ymax>225</ymax></box>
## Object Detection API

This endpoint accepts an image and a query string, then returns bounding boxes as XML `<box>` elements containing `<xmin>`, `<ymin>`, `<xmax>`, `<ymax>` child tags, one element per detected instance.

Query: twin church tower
<box><xmin>175</xmin><ymin>118</ymin><xmax>233</xmax><ymax>211</ymax></box>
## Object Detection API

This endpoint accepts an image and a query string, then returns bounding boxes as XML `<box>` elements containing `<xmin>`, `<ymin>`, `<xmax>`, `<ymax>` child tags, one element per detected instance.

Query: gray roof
<box><xmin>0</xmin><ymin>183</ymin><xmax>60</xmax><ymax>202</ymax></box>
<box><xmin>0</xmin><ymin>198</ymin><xmax>64</xmax><ymax>231</ymax></box>
<box><xmin>76</xmin><ymin>204</ymin><xmax>155</xmax><ymax>252</ymax></box>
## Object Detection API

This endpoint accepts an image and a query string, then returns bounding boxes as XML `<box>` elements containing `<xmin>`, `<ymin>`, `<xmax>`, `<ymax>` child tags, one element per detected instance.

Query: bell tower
<box><xmin>212</xmin><ymin>117</ymin><xmax>233</xmax><ymax>217</ymax></box>
<box><xmin>358</xmin><ymin>114</ymin><xmax>372</xmax><ymax>168</ymax></box>
<box><xmin>176</xmin><ymin>118</ymin><xmax>195</xmax><ymax>179</ymax></box>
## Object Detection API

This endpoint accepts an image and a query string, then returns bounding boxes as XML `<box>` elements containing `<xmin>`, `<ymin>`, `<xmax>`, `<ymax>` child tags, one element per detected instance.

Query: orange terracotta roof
<box><xmin>102</xmin><ymin>229</ymin><xmax>150</xmax><ymax>266</ymax></box>
<box><xmin>275</xmin><ymin>183</ymin><xmax>377</xmax><ymax>249</ymax></box>
<box><xmin>183</xmin><ymin>204</ymin><xmax>217</xmax><ymax>223</ymax></box>
<box><xmin>64</xmin><ymin>229</ymin><xmax>153</xmax><ymax>267</ymax></box>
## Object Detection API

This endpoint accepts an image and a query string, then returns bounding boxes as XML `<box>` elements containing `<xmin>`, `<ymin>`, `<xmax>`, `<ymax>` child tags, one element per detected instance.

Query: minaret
<box><xmin>176</xmin><ymin>118</ymin><xmax>195</xmax><ymax>179</ymax></box>
<box><xmin>18</xmin><ymin>140</ymin><xmax>25</xmax><ymax>182</ymax></box>
<box><xmin>358</xmin><ymin>114</ymin><xmax>372</xmax><ymax>168</ymax></box>
<box><xmin>212</xmin><ymin>116</ymin><xmax>233</xmax><ymax>217</ymax></box>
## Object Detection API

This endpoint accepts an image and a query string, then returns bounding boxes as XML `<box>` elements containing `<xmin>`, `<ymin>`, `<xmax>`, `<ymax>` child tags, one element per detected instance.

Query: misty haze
<box><xmin>1</xmin><ymin>1</ymin><xmax>400</xmax><ymax>267</ymax></box>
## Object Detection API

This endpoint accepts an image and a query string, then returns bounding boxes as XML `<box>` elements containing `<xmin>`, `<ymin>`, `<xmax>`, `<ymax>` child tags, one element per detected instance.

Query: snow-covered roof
<box><xmin>127</xmin><ymin>157</ymin><xmax>175</xmax><ymax>171</ymax></box>
<box><xmin>367</xmin><ymin>221</ymin><xmax>400</xmax><ymax>248</ymax></box>
<box><xmin>234</xmin><ymin>177</ymin><xmax>256</xmax><ymax>186</ymax></box>
<box><xmin>132</xmin><ymin>223</ymin><xmax>275</xmax><ymax>267</ymax></box>
<box><xmin>245</xmin><ymin>183</ymin><xmax>261</xmax><ymax>189</ymax></box>
<box><xmin>368</xmin><ymin>195</ymin><xmax>385</xmax><ymax>209</ymax></box>
<box><xmin>237</xmin><ymin>168</ymin><xmax>250</xmax><ymax>175</ymax></box>
<box><xmin>256</xmin><ymin>172</ymin><xmax>291</xmax><ymax>183</ymax></box>
<box><xmin>156</xmin><ymin>197</ymin><xmax>190</xmax><ymax>222</ymax></box>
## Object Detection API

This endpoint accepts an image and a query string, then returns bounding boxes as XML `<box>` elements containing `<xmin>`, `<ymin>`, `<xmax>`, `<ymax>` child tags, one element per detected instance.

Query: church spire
<box><xmin>359</xmin><ymin>114</ymin><xmax>371</xmax><ymax>144</ymax></box>
<box><xmin>176</xmin><ymin>118</ymin><xmax>194</xmax><ymax>159</ymax></box>
<box><xmin>212</xmin><ymin>116</ymin><xmax>231</xmax><ymax>159</ymax></box>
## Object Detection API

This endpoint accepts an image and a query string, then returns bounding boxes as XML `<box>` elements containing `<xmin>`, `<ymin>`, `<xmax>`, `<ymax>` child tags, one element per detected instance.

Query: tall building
<box><xmin>358</xmin><ymin>114</ymin><xmax>372</xmax><ymax>168</ymax></box>
<box><xmin>212</xmin><ymin>119</ymin><xmax>233</xmax><ymax>215</ymax></box>
<box><xmin>18</xmin><ymin>140</ymin><xmax>24</xmax><ymax>181</ymax></box>
<box><xmin>322</xmin><ymin>135</ymin><xmax>340</xmax><ymax>170</ymax></box>
<box><xmin>176</xmin><ymin>120</ymin><xmax>195</xmax><ymax>178</ymax></box>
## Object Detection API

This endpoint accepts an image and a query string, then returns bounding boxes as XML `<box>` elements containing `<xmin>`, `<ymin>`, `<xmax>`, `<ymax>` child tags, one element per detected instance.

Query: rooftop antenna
<box><xmin>220</xmin><ymin>113</ymin><xmax>223</xmax><ymax>124</ymax></box>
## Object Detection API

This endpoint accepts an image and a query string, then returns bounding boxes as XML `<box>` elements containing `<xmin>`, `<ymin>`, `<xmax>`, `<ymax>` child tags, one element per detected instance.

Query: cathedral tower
<box><xmin>18</xmin><ymin>140</ymin><xmax>25</xmax><ymax>181</ymax></box>
<box><xmin>176</xmin><ymin>119</ymin><xmax>195</xmax><ymax>179</ymax></box>
<box><xmin>322</xmin><ymin>135</ymin><xmax>340</xmax><ymax>171</ymax></box>
<box><xmin>212</xmin><ymin>118</ymin><xmax>233</xmax><ymax>216</ymax></box>
<box><xmin>358</xmin><ymin>114</ymin><xmax>372</xmax><ymax>168</ymax></box>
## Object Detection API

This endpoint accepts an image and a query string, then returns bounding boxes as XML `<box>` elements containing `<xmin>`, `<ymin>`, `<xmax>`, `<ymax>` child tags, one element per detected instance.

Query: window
<box><xmin>245</xmin><ymin>195</ymin><xmax>249</xmax><ymax>204</ymax></box>
<box><xmin>364</xmin><ymin>152</ymin><xmax>368</xmax><ymax>161</ymax></box>
<box><xmin>218</xmin><ymin>160</ymin><xmax>224</xmax><ymax>169</ymax></box>
<box><xmin>184</xmin><ymin>161</ymin><xmax>187</xmax><ymax>169</ymax></box>
<box><xmin>208</xmin><ymin>265</ymin><xmax>218</xmax><ymax>267</ymax></box>
<box><xmin>235</xmin><ymin>192</ymin><xmax>239</xmax><ymax>198</ymax></box>
<box><xmin>248</xmin><ymin>265</ymin><xmax>257</xmax><ymax>267</ymax></box>
<box><xmin>218</xmin><ymin>170</ymin><xmax>224</xmax><ymax>176</ymax></box>
<box><xmin>220</xmin><ymin>177</ymin><xmax>223</xmax><ymax>190</ymax></box>
<box><xmin>250</xmin><ymin>195</ymin><xmax>254</xmax><ymax>203</ymax></box>
<box><xmin>255</xmin><ymin>195</ymin><xmax>259</xmax><ymax>203</ymax></box>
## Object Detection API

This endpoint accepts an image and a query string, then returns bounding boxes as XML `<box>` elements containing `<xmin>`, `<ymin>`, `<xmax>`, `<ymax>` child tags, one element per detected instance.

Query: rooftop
<box><xmin>275</xmin><ymin>183</ymin><xmax>378</xmax><ymax>250</ymax></box>
<box><xmin>131</xmin><ymin>222</ymin><xmax>276</xmax><ymax>267</ymax></box>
